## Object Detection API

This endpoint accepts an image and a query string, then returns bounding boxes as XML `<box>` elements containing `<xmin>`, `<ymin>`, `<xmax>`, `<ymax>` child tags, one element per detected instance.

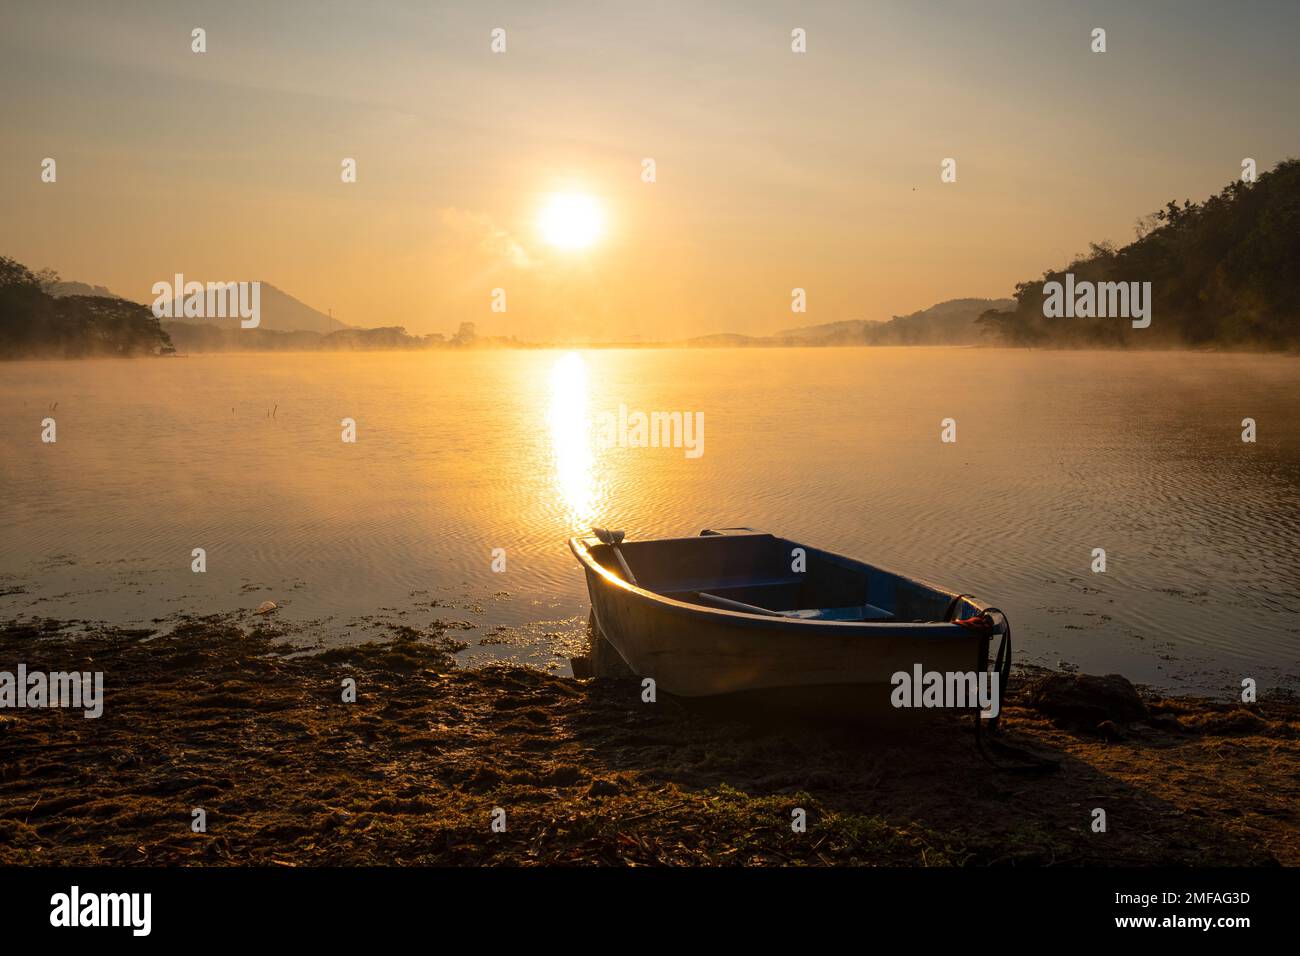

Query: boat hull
<box><xmin>570</xmin><ymin>530</ymin><xmax>992</xmax><ymax>701</ymax></box>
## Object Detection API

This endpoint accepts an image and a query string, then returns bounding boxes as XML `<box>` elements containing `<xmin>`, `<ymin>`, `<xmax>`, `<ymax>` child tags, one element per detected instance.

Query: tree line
<box><xmin>0</xmin><ymin>258</ymin><xmax>172</xmax><ymax>358</ymax></box>
<box><xmin>978</xmin><ymin>159</ymin><xmax>1300</xmax><ymax>348</ymax></box>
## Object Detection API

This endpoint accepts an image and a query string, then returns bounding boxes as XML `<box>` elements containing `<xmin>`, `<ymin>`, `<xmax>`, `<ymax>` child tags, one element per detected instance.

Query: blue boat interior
<box><xmin>586</xmin><ymin>529</ymin><xmax>973</xmax><ymax>624</ymax></box>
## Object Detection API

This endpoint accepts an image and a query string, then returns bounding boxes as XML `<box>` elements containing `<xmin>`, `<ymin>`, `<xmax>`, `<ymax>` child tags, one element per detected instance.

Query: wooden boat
<box><xmin>569</xmin><ymin>527</ymin><xmax>1009</xmax><ymax>704</ymax></box>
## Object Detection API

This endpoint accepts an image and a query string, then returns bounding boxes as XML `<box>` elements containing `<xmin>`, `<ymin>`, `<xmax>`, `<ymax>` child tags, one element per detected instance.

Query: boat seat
<box><xmin>691</xmin><ymin>590</ymin><xmax>894</xmax><ymax>622</ymax></box>
<box><xmin>778</xmin><ymin>604</ymin><xmax>894</xmax><ymax>622</ymax></box>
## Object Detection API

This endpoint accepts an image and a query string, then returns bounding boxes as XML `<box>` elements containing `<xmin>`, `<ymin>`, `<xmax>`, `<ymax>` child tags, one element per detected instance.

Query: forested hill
<box><xmin>978</xmin><ymin>159</ymin><xmax>1300</xmax><ymax>348</ymax></box>
<box><xmin>0</xmin><ymin>258</ymin><xmax>171</xmax><ymax>358</ymax></box>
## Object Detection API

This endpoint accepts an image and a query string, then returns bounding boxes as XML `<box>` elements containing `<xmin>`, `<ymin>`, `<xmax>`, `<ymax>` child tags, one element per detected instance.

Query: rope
<box><xmin>953</xmin><ymin>604</ymin><xmax>1060</xmax><ymax>773</ymax></box>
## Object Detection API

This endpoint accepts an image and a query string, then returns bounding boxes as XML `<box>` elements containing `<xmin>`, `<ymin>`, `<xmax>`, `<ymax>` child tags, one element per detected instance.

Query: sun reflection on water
<box><xmin>546</xmin><ymin>352</ymin><xmax>598</xmax><ymax>527</ymax></box>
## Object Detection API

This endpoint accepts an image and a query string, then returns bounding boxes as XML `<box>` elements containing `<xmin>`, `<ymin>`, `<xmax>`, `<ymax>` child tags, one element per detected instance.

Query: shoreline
<box><xmin>1</xmin><ymin>616</ymin><xmax>1296</xmax><ymax>866</ymax></box>
<box><xmin>6</xmin><ymin>342</ymin><xmax>1300</xmax><ymax>359</ymax></box>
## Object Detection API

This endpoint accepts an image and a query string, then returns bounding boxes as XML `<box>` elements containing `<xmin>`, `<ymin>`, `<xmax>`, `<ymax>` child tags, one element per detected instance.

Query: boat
<box><xmin>569</xmin><ymin>527</ymin><xmax>1010</xmax><ymax>708</ymax></box>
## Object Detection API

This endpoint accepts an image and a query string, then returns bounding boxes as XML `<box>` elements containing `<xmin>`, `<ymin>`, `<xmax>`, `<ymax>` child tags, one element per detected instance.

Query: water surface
<box><xmin>2</xmin><ymin>348</ymin><xmax>1297</xmax><ymax>694</ymax></box>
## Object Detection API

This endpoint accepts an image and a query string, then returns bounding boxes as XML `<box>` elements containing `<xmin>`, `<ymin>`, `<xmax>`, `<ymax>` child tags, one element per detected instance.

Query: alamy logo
<box><xmin>151</xmin><ymin>274</ymin><xmax>261</xmax><ymax>328</ymax></box>
<box><xmin>50</xmin><ymin>886</ymin><xmax>151</xmax><ymax>936</ymax></box>
<box><xmin>595</xmin><ymin>405</ymin><xmax>704</xmax><ymax>459</ymax></box>
<box><xmin>1042</xmin><ymin>273</ymin><xmax>1151</xmax><ymax>329</ymax></box>
<box><xmin>0</xmin><ymin>665</ymin><xmax>103</xmax><ymax>718</ymax></box>
<box><xmin>890</xmin><ymin>665</ymin><xmax>1000</xmax><ymax>718</ymax></box>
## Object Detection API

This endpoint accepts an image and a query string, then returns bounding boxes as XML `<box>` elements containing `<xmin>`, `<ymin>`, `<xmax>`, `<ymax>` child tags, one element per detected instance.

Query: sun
<box><xmin>538</xmin><ymin>193</ymin><xmax>604</xmax><ymax>250</ymax></box>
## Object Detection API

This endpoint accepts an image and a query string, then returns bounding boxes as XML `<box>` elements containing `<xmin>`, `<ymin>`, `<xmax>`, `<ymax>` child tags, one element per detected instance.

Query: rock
<box><xmin>1023</xmin><ymin>672</ymin><xmax>1149</xmax><ymax>727</ymax></box>
<box><xmin>323</xmin><ymin>810</ymin><xmax>352</xmax><ymax>830</ymax></box>
<box><xmin>254</xmin><ymin>601</ymin><xmax>277</xmax><ymax>616</ymax></box>
<box><xmin>587</xmin><ymin>777</ymin><xmax>620</xmax><ymax>797</ymax></box>
<box><xmin>1097</xmin><ymin>719</ymin><xmax>1126</xmax><ymax>742</ymax></box>
<box><xmin>1150</xmin><ymin>713</ymin><xmax>1185</xmax><ymax>733</ymax></box>
<box><xmin>542</xmin><ymin>764</ymin><xmax>583</xmax><ymax>787</ymax></box>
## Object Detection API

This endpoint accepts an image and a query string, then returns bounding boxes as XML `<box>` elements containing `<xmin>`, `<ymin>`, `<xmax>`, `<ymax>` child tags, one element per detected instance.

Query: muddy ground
<box><xmin>1</xmin><ymin>617</ymin><xmax>1296</xmax><ymax>866</ymax></box>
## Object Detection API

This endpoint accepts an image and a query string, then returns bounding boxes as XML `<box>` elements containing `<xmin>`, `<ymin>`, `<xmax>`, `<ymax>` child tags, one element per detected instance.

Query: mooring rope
<box><xmin>951</xmin><ymin>605</ymin><xmax>1060</xmax><ymax>773</ymax></box>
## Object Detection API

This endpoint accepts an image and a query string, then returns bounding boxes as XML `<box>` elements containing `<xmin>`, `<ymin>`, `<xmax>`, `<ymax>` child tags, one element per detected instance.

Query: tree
<box><xmin>0</xmin><ymin>255</ymin><xmax>172</xmax><ymax>358</ymax></box>
<box><xmin>979</xmin><ymin>159</ymin><xmax>1300</xmax><ymax>348</ymax></box>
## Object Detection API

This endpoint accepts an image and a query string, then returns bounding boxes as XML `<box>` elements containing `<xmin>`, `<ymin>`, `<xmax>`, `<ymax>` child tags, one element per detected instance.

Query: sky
<box><xmin>1</xmin><ymin>0</ymin><xmax>1298</xmax><ymax>341</ymax></box>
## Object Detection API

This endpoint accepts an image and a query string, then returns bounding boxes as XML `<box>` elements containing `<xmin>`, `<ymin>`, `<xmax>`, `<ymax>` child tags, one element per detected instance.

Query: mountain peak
<box><xmin>159</xmin><ymin>280</ymin><xmax>348</xmax><ymax>333</ymax></box>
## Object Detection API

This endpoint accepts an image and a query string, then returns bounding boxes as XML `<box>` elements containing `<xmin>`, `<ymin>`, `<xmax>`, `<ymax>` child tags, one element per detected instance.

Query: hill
<box><xmin>778</xmin><ymin>319</ymin><xmax>879</xmax><ymax>341</ymax></box>
<box><xmin>682</xmin><ymin>298</ymin><xmax>1015</xmax><ymax>347</ymax></box>
<box><xmin>49</xmin><ymin>280</ymin><xmax>123</xmax><ymax>299</ymax></box>
<box><xmin>159</xmin><ymin>282</ymin><xmax>348</xmax><ymax>334</ymax></box>
<box><xmin>860</xmin><ymin>298</ymin><xmax>1014</xmax><ymax>345</ymax></box>
<box><xmin>979</xmin><ymin>159</ymin><xmax>1300</xmax><ymax>348</ymax></box>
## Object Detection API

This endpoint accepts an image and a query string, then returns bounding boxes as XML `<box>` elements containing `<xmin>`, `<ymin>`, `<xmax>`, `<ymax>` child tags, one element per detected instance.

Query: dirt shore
<box><xmin>1</xmin><ymin>616</ymin><xmax>1296</xmax><ymax>866</ymax></box>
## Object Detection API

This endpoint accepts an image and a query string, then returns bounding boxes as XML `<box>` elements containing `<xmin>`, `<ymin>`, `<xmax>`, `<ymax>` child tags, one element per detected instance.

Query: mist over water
<box><xmin>2</xmin><ymin>347</ymin><xmax>1298</xmax><ymax>694</ymax></box>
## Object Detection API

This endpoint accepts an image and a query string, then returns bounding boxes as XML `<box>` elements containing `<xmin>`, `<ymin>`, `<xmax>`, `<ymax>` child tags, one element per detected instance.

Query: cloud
<box><xmin>439</xmin><ymin>208</ymin><xmax>532</xmax><ymax>269</ymax></box>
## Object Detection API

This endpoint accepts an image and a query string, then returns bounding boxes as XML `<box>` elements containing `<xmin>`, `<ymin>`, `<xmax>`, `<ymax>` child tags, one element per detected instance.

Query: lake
<box><xmin>2</xmin><ymin>347</ymin><xmax>1298</xmax><ymax>695</ymax></box>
